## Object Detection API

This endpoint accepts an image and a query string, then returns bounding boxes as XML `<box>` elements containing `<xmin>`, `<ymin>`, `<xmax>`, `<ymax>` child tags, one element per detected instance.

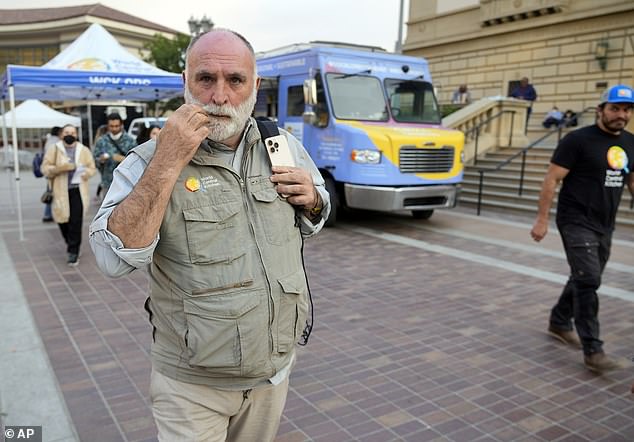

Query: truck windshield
<box><xmin>385</xmin><ymin>79</ymin><xmax>441</xmax><ymax>124</ymax></box>
<box><xmin>326</xmin><ymin>73</ymin><xmax>388</xmax><ymax>121</ymax></box>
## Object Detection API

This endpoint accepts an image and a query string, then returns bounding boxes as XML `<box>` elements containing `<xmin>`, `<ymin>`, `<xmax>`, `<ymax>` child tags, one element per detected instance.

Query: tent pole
<box><xmin>1</xmin><ymin>99</ymin><xmax>15</xmax><ymax>214</ymax></box>
<box><xmin>87</xmin><ymin>103</ymin><xmax>93</xmax><ymax>147</ymax></box>
<box><xmin>1</xmin><ymin>99</ymin><xmax>8</xmax><ymax>150</ymax></box>
<box><xmin>9</xmin><ymin>86</ymin><xmax>24</xmax><ymax>241</ymax></box>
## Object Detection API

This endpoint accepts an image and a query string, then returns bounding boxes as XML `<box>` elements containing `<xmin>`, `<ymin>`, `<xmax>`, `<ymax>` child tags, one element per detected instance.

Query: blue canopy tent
<box><xmin>0</xmin><ymin>23</ymin><xmax>184</xmax><ymax>240</ymax></box>
<box><xmin>1</xmin><ymin>65</ymin><xmax>185</xmax><ymax>101</ymax></box>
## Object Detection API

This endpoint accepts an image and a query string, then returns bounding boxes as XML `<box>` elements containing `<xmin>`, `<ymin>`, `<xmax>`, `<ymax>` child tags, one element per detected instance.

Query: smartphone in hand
<box><xmin>265</xmin><ymin>135</ymin><xmax>295</xmax><ymax>168</ymax></box>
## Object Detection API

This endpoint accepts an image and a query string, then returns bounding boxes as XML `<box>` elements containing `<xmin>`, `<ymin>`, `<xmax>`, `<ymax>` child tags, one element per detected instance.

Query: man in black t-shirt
<box><xmin>530</xmin><ymin>84</ymin><xmax>634</xmax><ymax>374</ymax></box>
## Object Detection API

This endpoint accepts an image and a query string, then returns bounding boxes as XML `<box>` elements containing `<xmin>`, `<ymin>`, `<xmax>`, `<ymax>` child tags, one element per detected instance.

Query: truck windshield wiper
<box><xmin>336</xmin><ymin>69</ymin><xmax>372</xmax><ymax>80</ymax></box>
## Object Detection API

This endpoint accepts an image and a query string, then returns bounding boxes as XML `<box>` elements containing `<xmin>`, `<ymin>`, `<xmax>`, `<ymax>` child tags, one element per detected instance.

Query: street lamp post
<box><xmin>395</xmin><ymin>0</ymin><xmax>405</xmax><ymax>53</ymax></box>
<box><xmin>188</xmin><ymin>15</ymin><xmax>214</xmax><ymax>36</ymax></box>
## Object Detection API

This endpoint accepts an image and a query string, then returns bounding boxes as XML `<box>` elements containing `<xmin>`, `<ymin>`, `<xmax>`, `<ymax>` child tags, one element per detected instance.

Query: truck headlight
<box><xmin>351</xmin><ymin>149</ymin><xmax>381</xmax><ymax>164</ymax></box>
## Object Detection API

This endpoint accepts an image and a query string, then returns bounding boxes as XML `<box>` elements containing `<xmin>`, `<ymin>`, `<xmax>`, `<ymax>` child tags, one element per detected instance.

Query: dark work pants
<box><xmin>58</xmin><ymin>187</ymin><xmax>83</xmax><ymax>255</ymax></box>
<box><xmin>550</xmin><ymin>223</ymin><xmax>611</xmax><ymax>355</ymax></box>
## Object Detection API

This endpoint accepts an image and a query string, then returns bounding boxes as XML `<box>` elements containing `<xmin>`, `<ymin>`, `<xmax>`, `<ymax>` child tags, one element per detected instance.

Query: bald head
<box><xmin>186</xmin><ymin>29</ymin><xmax>255</xmax><ymax>64</ymax></box>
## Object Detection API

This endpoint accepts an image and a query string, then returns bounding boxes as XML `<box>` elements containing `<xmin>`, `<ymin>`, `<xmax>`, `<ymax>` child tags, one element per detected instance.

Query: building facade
<box><xmin>0</xmin><ymin>4</ymin><xmax>183</xmax><ymax>148</ymax></box>
<box><xmin>0</xmin><ymin>4</ymin><xmax>180</xmax><ymax>74</ymax></box>
<box><xmin>403</xmin><ymin>0</ymin><xmax>634</xmax><ymax>119</ymax></box>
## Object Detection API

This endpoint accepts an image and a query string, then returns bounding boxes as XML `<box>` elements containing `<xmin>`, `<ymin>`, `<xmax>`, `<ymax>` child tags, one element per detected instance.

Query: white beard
<box><xmin>184</xmin><ymin>86</ymin><xmax>257</xmax><ymax>143</ymax></box>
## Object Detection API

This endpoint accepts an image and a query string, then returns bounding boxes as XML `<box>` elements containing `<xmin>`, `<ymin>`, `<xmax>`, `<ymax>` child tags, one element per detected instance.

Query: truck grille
<box><xmin>399</xmin><ymin>146</ymin><xmax>454</xmax><ymax>173</ymax></box>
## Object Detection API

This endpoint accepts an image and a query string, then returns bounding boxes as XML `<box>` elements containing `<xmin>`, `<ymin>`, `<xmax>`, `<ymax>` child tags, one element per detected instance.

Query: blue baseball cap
<box><xmin>600</xmin><ymin>84</ymin><xmax>634</xmax><ymax>105</ymax></box>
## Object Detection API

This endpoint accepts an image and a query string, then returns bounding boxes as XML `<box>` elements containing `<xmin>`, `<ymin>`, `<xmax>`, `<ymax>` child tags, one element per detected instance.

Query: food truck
<box><xmin>255</xmin><ymin>43</ymin><xmax>464</xmax><ymax>225</ymax></box>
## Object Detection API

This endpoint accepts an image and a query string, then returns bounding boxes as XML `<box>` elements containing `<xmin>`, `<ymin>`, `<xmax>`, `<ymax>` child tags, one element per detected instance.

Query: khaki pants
<box><xmin>150</xmin><ymin>369</ymin><xmax>289</xmax><ymax>442</ymax></box>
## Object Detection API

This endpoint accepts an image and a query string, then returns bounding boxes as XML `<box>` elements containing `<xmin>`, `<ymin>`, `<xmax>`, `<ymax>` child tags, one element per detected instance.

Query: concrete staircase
<box><xmin>459</xmin><ymin>125</ymin><xmax>634</xmax><ymax>229</ymax></box>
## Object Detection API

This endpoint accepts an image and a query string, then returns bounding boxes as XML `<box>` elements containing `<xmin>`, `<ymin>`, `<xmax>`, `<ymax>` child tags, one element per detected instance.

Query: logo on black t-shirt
<box><xmin>605</xmin><ymin>145</ymin><xmax>629</xmax><ymax>188</ymax></box>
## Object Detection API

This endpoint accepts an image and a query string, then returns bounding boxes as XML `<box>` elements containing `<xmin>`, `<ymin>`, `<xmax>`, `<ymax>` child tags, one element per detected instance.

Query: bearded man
<box><xmin>531</xmin><ymin>84</ymin><xmax>634</xmax><ymax>374</ymax></box>
<box><xmin>89</xmin><ymin>29</ymin><xmax>329</xmax><ymax>442</ymax></box>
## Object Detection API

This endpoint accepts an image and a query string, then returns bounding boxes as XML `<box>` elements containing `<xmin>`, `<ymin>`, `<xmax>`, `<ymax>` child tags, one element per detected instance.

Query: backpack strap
<box><xmin>254</xmin><ymin>117</ymin><xmax>316</xmax><ymax>346</ymax></box>
<box><xmin>255</xmin><ymin>118</ymin><xmax>280</xmax><ymax>140</ymax></box>
<box><xmin>108</xmin><ymin>134</ymin><xmax>127</xmax><ymax>156</ymax></box>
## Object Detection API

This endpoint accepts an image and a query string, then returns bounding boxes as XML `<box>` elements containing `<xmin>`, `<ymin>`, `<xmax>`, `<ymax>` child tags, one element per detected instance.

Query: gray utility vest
<box><xmin>135</xmin><ymin>124</ymin><xmax>308</xmax><ymax>390</ymax></box>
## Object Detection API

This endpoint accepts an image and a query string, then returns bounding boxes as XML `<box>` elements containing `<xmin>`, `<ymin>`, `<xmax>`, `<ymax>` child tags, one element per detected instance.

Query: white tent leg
<box><xmin>1</xmin><ymin>99</ymin><xmax>16</xmax><ymax>214</ymax></box>
<box><xmin>87</xmin><ymin>104</ymin><xmax>93</xmax><ymax>148</ymax></box>
<box><xmin>0</xmin><ymin>99</ymin><xmax>7</xmax><ymax>150</ymax></box>
<box><xmin>9</xmin><ymin>86</ymin><xmax>24</xmax><ymax>241</ymax></box>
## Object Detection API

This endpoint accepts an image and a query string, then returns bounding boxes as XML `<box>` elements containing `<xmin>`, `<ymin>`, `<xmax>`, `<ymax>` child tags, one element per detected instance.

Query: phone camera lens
<box><xmin>270</xmin><ymin>147</ymin><xmax>275</xmax><ymax>153</ymax></box>
<box><xmin>274</xmin><ymin>142</ymin><xmax>279</xmax><ymax>148</ymax></box>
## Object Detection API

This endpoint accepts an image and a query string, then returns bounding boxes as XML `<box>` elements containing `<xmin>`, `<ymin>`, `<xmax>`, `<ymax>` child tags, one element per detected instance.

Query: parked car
<box><xmin>127</xmin><ymin>117</ymin><xmax>168</xmax><ymax>141</ymax></box>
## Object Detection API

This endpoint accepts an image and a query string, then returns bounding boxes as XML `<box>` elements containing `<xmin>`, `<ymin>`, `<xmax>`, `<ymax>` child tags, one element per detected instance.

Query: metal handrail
<box><xmin>462</xmin><ymin>110</ymin><xmax>516</xmax><ymax>165</ymax></box>
<box><xmin>474</xmin><ymin>106</ymin><xmax>597</xmax><ymax>215</ymax></box>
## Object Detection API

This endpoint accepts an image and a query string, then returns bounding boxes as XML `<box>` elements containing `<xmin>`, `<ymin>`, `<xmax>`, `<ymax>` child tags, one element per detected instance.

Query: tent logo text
<box><xmin>88</xmin><ymin>77</ymin><xmax>152</xmax><ymax>86</ymax></box>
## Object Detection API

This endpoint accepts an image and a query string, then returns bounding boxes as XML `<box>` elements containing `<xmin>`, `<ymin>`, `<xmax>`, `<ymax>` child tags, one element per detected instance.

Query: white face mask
<box><xmin>110</xmin><ymin>132</ymin><xmax>123</xmax><ymax>141</ymax></box>
<box><xmin>184</xmin><ymin>85</ymin><xmax>257</xmax><ymax>143</ymax></box>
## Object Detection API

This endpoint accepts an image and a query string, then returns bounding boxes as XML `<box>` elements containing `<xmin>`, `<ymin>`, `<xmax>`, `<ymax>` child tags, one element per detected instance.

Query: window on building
<box><xmin>507</xmin><ymin>80</ymin><xmax>520</xmax><ymax>97</ymax></box>
<box><xmin>0</xmin><ymin>45</ymin><xmax>59</xmax><ymax>72</ymax></box>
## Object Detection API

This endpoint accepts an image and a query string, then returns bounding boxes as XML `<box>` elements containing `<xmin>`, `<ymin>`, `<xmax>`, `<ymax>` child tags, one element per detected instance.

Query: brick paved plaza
<box><xmin>1</xmin><ymin>173</ymin><xmax>633</xmax><ymax>441</ymax></box>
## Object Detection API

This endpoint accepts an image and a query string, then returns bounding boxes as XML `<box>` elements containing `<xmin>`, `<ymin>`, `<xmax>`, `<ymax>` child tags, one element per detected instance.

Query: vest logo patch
<box><xmin>185</xmin><ymin>175</ymin><xmax>221</xmax><ymax>192</ymax></box>
<box><xmin>185</xmin><ymin>177</ymin><xmax>201</xmax><ymax>192</ymax></box>
<box><xmin>200</xmin><ymin>176</ymin><xmax>221</xmax><ymax>189</ymax></box>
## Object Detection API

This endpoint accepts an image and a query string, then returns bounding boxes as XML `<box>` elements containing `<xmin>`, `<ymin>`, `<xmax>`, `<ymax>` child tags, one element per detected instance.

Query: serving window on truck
<box><xmin>385</xmin><ymin>79</ymin><xmax>441</xmax><ymax>124</ymax></box>
<box><xmin>326</xmin><ymin>73</ymin><xmax>388</xmax><ymax>121</ymax></box>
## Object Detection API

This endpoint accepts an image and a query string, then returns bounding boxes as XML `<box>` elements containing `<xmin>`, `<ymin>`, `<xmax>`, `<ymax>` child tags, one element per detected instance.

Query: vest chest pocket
<box><xmin>183</xmin><ymin>202</ymin><xmax>244</xmax><ymax>264</ymax></box>
<box><xmin>250</xmin><ymin>181</ymin><xmax>298</xmax><ymax>245</ymax></box>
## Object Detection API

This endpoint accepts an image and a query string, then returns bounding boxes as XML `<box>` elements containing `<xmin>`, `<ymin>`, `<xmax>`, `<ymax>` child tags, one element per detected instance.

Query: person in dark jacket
<box><xmin>510</xmin><ymin>77</ymin><xmax>538</xmax><ymax>130</ymax></box>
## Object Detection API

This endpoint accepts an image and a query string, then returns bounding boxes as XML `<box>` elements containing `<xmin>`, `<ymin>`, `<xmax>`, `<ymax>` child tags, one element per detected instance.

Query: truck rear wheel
<box><xmin>324</xmin><ymin>177</ymin><xmax>338</xmax><ymax>227</ymax></box>
<box><xmin>412</xmin><ymin>209</ymin><xmax>433</xmax><ymax>220</ymax></box>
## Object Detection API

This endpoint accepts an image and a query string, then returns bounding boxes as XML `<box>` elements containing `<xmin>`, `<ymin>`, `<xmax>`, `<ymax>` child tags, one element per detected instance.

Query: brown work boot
<box><xmin>547</xmin><ymin>326</ymin><xmax>581</xmax><ymax>349</ymax></box>
<box><xmin>584</xmin><ymin>352</ymin><xmax>626</xmax><ymax>374</ymax></box>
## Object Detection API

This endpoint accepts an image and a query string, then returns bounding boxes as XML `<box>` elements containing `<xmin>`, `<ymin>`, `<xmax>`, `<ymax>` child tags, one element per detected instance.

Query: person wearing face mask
<box><xmin>41</xmin><ymin>124</ymin><xmax>97</xmax><ymax>266</ymax></box>
<box><xmin>93</xmin><ymin>113</ymin><xmax>137</xmax><ymax>199</ymax></box>
<box><xmin>90</xmin><ymin>29</ymin><xmax>329</xmax><ymax>441</ymax></box>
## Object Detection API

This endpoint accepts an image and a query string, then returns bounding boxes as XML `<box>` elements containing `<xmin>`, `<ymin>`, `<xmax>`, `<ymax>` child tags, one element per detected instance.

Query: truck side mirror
<box><xmin>302</xmin><ymin>110</ymin><xmax>317</xmax><ymax>125</ymax></box>
<box><xmin>303</xmin><ymin>79</ymin><xmax>317</xmax><ymax>105</ymax></box>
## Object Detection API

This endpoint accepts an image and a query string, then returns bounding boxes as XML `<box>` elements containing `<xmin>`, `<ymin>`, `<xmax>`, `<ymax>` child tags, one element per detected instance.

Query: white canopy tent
<box><xmin>1</xmin><ymin>23</ymin><xmax>184</xmax><ymax>240</ymax></box>
<box><xmin>0</xmin><ymin>99</ymin><xmax>80</xmax><ymax>129</ymax></box>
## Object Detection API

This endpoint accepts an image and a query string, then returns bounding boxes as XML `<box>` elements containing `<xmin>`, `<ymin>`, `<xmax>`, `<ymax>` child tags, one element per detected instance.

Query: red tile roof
<box><xmin>0</xmin><ymin>3</ymin><xmax>182</xmax><ymax>35</ymax></box>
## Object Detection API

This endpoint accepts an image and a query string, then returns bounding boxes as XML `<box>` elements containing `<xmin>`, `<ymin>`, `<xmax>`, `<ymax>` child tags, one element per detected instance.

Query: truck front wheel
<box><xmin>412</xmin><ymin>209</ymin><xmax>433</xmax><ymax>220</ymax></box>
